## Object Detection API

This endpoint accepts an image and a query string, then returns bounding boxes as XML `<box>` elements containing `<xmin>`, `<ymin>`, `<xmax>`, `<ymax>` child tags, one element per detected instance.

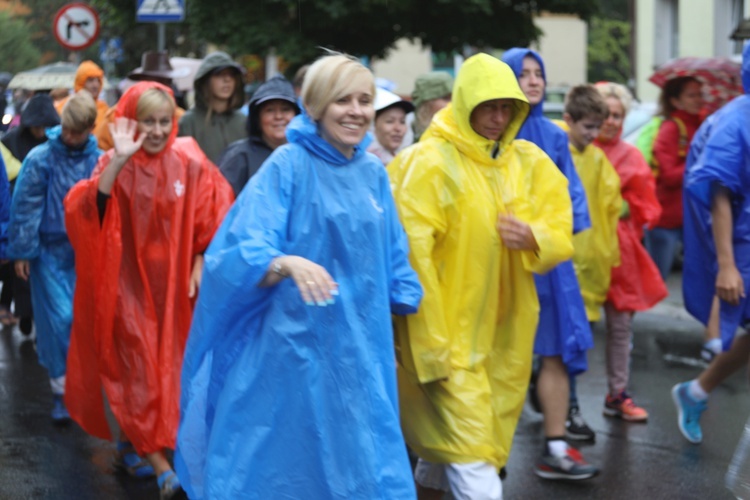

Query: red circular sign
<box><xmin>53</xmin><ymin>3</ymin><xmax>100</xmax><ymax>51</ymax></box>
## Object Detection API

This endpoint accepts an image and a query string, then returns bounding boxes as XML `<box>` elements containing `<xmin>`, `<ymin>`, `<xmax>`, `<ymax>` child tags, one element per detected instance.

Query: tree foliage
<box><xmin>587</xmin><ymin>5</ymin><xmax>631</xmax><ymax>84</ymax></box>
<box><xmin>0</xmin><ymin>11</ymin><xmax>42</xmax><ymax>73</ymax></box>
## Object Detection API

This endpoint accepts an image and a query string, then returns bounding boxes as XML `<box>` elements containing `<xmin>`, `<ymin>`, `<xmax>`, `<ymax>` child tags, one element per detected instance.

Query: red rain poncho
<box><xmin>63</xmin><ymin>82</ymin><xmax>234</xmax><ymax>454</ymax></box>
<box><xmin>595</xmin><ymin>133</ymin><xmax>667</xmax><ymax>311</ymax></box>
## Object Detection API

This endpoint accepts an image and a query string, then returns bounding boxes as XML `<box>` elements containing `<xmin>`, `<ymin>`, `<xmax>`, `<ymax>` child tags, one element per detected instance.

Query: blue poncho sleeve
<box><xmin>554</xmin><ymin>130</ymin><xmax>591</xmax><ymax>234</ymax></box>
<box><xmin>7</xmin><ymin>148</ymin><xmax>49</xmax><ymax>260</ymax></box>
<box><xmin>0</xmin><ymin>154</ymin><xmax>10</xmax><ymax>258</ymax></box>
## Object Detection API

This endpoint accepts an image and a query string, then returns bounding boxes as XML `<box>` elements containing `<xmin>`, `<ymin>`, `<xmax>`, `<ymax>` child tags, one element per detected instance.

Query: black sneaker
<box><xmin>565</xmin><ymin>406</ymin><xmax>595</xmax><ymax>442</ymax></box>
<box><xmin>534</xmin><ymin>447</ymin><xmax>599</xmax><ymax>481</ymax></box>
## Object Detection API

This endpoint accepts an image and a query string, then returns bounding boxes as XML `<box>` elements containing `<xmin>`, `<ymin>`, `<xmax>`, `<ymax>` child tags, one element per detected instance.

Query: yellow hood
<box><xmin>425</xmin><ymin>53</ymin><xmax>529</xmax><ymax>164</ymax></box>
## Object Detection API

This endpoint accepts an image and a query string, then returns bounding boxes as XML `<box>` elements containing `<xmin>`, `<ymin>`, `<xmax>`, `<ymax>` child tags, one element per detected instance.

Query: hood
<box><xmin>285</xmin><ymin>108</ymin><xmax>372</xmax><ymax>166</ymax></box>
<box><xmin>743</xmin><ymin>42</ymin><xmax>750</xmax><ymax>93</ymax></box>
<box><xmin>425</xmin><ymin>53</ymin><xmax>529</xmax><ymax>164</ymax></box>
<box><xmin>45</xmin><ymin>125</ymin><xmax>99</xmax><ymax>156</ymax></box>
<box><xmin>247</xmin><ymin>75</ymin><xmax>299</xmax><ymax>137</ymax></box>
<box><xmin>502</xmin><ymin>48</ymin><xmax>546</xmax><ymax>117</ymax></box>
<box><xmin>115</xmin><ymin>81</ymin><xmax>179</xmax><ymax>160</ymax></box>
<box><xmin>20</xmin><ymin>94</ymin><xmax>60</xmax><ymax>129</ymax></box>
<box><xmin>75</xmin><ymin>60</ymin><xmax>104</xmax><ymax>92</ymax></box>
<box><xmin>193</xmin><ymin>51</ymin><xmax>244</xmax><ymax>111</ymax></box>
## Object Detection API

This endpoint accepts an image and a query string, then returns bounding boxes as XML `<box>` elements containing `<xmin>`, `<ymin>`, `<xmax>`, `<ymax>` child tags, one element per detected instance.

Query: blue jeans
<box><xmin>644</xmin><ymin>227</ymin><xmax>682</xmax><ymax>280</ymax></box>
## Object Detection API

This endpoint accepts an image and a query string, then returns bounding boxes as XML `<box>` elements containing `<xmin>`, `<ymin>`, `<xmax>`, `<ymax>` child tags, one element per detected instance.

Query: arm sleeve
<box><xmin>555</xmin><ymin>131</ymin><xmax>591</xmax><ymax>233</ymax></box>
<box><xmin>653</xmin><ymin>120</ymin><xmax>685</xmax><ymax>188</ymax></box>
<box><xmin>7</xmin><ymin>152</ymin><xmax>49</xmax><ymax>260</ymax></box>
<box><xmin>0</xmin><ymin>155</ymin><xmax>10</xmax><ymax>259</ymax></box>
<box><xmin>388</xmin><ymin>151</ymin><xmax>452</xmax><ymax>383</ymax></box>
<box><xmin>218</xmin><ymin>144</ymin><xmax>250</xmax><ymax>198</ymax></box>
<box><xmin>602</xmin><ymin>155</ymin><xmax>623</xmax><ymax>267</ymax></box>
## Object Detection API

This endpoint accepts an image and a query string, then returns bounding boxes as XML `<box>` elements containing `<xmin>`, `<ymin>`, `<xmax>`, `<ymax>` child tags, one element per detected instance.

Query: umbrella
<box><xmin>7</xmin><ymin>62</ymin><xmax>111</xmax><ymax>91</ymax></box>
<box><xmin>649</xmin><ymin>57</ymin><xmax>743</xmax><ymax>113</ymax></box>
<box><xmin>169</xmin><ymin>57</ymin><xmax>202</xmax><ymax>92</ymax></box>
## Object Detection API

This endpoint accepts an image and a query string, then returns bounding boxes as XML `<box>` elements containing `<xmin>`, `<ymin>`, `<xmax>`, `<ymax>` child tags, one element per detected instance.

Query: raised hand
<box><xmin>109</xmin><ymin>117</ymin><xmax>146</xmax><ymax>159</ymax></box>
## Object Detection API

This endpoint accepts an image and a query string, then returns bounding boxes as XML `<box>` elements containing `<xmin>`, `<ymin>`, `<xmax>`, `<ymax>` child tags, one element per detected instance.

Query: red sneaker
<box><xmin>603</xmin><ymin>391</ymin><xmax>648</xmax><ymax>422</ymax></box>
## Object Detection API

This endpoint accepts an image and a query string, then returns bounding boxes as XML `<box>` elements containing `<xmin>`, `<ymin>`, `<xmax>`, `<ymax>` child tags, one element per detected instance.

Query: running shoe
<box><xmin>534</xmin><ymin>447</ymin><xmax>599</xmax><ymax>480</ymax></box>
<box><xmin>603</xmin><ymin>391</ymin><xmax>648</xmax><ymax>422</ymax></box>
<box><xmin>565</xmin><ymin>406</ymin><xmax>596</xmax><ymax>442</ymax></box>
<box><xmin>671</xmin><ymin>382</ymin><xmax>707</xmax><ymax>444</ymax></box>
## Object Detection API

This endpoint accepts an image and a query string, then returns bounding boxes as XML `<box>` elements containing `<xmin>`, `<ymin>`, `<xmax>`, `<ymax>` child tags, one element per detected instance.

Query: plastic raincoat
<box><xmin>176</xmin><ymin>112</ymin><xmax>422</xmax><ymax>499</ymax></box>
<box><xmin>389</xmin><ymin>53</ymin><xmax>574</xmax><ymax>469</ymax></box>
<box><xmin>7</xmin><ymin>126</ymin><xmax>99</xmax><ymax>378</ymax></box>
<box><xmin>683</xmin><ymin>43</ymin><xmax>750</xmax><ymax>349</ymax></box>
<box><xmin>63</xmin><ymin>82</ymin><xmax>234</xmax><ymax>455</ymax></box>
<box><xmin>595</xmin><ymin>131</ymin><xmax>667</xmax><ymax>311</ymax></box>
<box><xmin>54</xmin><ymin>61</ymin><xmax>110</xmax><ymax>128</ymax></box>
<box><xmin>502</xmin><ymin>48</ymin><xmax>592</xmax><ymax>372</ymax></box>
<box><xmin>0</xmin><ymin>154</ymin><xmax>9</xmax><ymax>257</ymax></box>
<box><xmin>569</xmin><ymin>141</ymin><xmax>623</xmax><ymax>321</ymax></box>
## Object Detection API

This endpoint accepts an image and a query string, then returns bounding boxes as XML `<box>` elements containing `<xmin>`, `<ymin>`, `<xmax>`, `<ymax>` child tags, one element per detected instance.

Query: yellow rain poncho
<box><xmin>569</xmin><ymin>142</ymin><xmax>622</xmax><ymax>321</ymax></box>
<box><xmin>388</xmin><ymin>53</ymin><xmax>574</xmax><ymax>469</ymax></box>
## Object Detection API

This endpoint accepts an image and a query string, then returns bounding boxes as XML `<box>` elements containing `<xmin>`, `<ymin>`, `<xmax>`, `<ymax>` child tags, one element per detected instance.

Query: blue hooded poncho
<box><xmin>682</xmin><ymin>43</ymin><xmax>750</xmax><ymax>350</ymax></box>
<box><xmin>7</xmin><ymin>126</ymin><xmax>100</xmax><ymax>377</ymax></box>
<box><xmin>0</xmin><ymin>154</ymin><xmax>10</xmax><ymax>258</ymax></box>
<box><xmin>502</xmin><ymin>48</ymin><xmax>592</xmax><ymax>372</ymax></box>
<box><xmin>176</xmin><ymin>111</ymin><xmax>422</xmax><ymax>499</ymax></box>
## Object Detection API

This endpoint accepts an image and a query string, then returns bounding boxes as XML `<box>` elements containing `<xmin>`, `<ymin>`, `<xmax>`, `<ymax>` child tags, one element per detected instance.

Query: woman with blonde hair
<box><xmin>176</xmin><ymin>53</ymin><xmax>422</xmax><ymax>499</ymax></box>
<box><xmin>63</xmin><ymin>81</ymin><xmax>233</xmax><ymax>499</ymax></box>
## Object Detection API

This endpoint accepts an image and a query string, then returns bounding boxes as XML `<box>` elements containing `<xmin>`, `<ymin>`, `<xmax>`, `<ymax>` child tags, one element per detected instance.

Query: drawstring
<box><xmin>491</xmin><ymin>141</ymin><xmax>500</xmax><ymax>159</ymax></box>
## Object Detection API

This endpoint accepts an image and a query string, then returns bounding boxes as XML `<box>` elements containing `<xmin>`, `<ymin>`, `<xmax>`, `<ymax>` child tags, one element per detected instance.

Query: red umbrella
<box><xmin>649</xmin><ymin>57</ymin><xmax>743</xmax><ymax>114</ymax></box>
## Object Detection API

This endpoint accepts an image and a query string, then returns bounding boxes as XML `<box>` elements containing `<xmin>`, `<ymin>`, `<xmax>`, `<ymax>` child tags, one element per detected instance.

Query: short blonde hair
<box><xmin>594</xmin><ymin>82</ymin><xmax>633</xmax><ymax>116</ymax></box>
<box><xmin>301</xmin><ymin>54</ymin><xmax>375</xmax><ymax>121</ymax></box>
<box><xmin>136</xmin><ymin>88</ymin><xmax>176</xmax><ymax>121</ymax></box>
<box><xmin>61</xmin><ymin>90</ymin><xmax>97</xmax><ymax>132</ymax></box>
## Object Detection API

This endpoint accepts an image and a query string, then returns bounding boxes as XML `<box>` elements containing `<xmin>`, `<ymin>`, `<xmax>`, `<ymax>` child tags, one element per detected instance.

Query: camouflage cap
<box><xmin>412</xmin><ymin>71</ymin><xmax>454</xmax><ymax>108</ymax></box>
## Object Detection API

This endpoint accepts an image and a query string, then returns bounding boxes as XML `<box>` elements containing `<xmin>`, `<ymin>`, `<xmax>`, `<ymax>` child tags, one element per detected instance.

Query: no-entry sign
<box><xmin>53</xmin><ymin>3</ymin><xmax>100</xmax><ymax>51</ymax></box>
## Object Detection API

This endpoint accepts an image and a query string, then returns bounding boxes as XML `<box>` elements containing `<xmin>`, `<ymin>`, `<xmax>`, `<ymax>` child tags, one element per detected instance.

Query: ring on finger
<box><xmin>306</xmin><ymin>280</ymin><xmax>315</xmax><ymax>285</ymax></box>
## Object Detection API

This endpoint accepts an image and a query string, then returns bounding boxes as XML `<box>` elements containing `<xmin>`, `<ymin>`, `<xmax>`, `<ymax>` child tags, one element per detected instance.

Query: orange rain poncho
<box><xmin>55</xmin><ymin>60</ymin><xmax>109</xmax><ymax>128</ymax></box>
<box><xmin>63</xmin><ymin>82</ymin><xmax>234</xmax><ymax>454</ymax></box>
<box><xmin>389</xmin><ymin>54</ymin><xmax>574</xmax><ymax>469</ymax></box>
<box><xmin>594</xmin><ymin>133</ymin><xmax>667</xmax><ymax>311</ymax></box>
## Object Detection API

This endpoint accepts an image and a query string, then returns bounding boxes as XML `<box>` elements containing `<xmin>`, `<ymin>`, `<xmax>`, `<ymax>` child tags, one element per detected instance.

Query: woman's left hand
<box><xmin>497</xmin><ymin>214</ymin><xmax>539</xmax><ymax>251</ymax></box>
<box><xmin>188</xmin><ymin>254</ymin><xmax>204</xmax><ymax>298</ymax></box>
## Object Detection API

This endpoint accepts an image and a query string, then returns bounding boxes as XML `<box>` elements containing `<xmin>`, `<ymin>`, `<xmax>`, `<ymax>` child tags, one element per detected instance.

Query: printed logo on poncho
<box><xmin>369</xmin><ymin>194</ymin><xmax>384</xmax><ymax>214</ymax></box>
<box><xmin>174</xmin><ymin>180</ymin><xmax>185</xmax><ymax>197</ymax></box>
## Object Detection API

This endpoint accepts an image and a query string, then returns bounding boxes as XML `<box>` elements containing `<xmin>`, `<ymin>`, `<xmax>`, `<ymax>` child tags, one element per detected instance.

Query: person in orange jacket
<box><xmin>54</xmin><ymin>60</ymin><xmax>109</xmax><ymax>130</ymax></box>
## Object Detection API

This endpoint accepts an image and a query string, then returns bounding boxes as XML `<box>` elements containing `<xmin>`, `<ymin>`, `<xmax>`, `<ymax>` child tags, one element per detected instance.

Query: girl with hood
<box><xmin>7</xmin><ymin>91</ymin><xmax>101</xmax><ymax>423</ymax></box>
<box><xmin>389</xmin><ymin>53</ymin><xmax>574</xmax><ymax>500</ymax></box>
<box><xmin>178</xmin><ymin>51</ymin><xmax>246</xmax><ymax>163</ymax></box>
<box><xmin>218</xmin><ymin>75</ymin><xmax>299</xmax><ymax>196</ymax></box>
<box><xmin>593</xmin><ymin>82</ymin><xmax>667</xmax><ymax>422</ymax></box>
<box><xmin>54</xmin><ymin>60</ymin><xmax>110</xmax><ymax>129</ymax></box>
<box><xmin>63</xmin><ymin>81</ymin><xmax>233</xmax><ymax>499</ymax></box>
<box><xmin>502</xmin><ymin>48</ymin><xmax>597</xmax><ymax>479</ymax></box>
<box><xmin>176</xmin><ymin>54</ymin><xmax>422</xmax><ymax>499</ymax></box>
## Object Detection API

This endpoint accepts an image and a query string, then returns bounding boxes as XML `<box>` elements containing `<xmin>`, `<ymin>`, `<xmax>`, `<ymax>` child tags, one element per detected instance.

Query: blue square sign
<box><xmin>136</xmin><ymin>0</ymin><xmax>185</xmax><ymax>23</ymax></box>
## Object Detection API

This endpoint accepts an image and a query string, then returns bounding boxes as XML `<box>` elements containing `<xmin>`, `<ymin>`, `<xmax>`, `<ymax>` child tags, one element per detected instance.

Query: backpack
<box><xmin>635</xmin><ymin>116</ymin><xmax>688</xmax><ymax>177</ymax></box>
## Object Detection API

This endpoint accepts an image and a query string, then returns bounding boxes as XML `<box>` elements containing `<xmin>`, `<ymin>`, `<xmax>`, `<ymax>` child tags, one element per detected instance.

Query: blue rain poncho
<box><xmin>176</xmin><ymin>111</ymin><xmax>423</xmax><ymax>499</ymax></box>
<box><xmin>502</xmin><ymin>48</ymin><xmax>592</xmax><ymax>373</ymax></box>
<box><xmin>7</xmin><ymin>126</ymin><xmax>100</xmax><ymax>377</ymax></box>
<box><xmin>0</xmin><ymin>153</ymin><xmax>9</xmax><ymax>258</ymax></box>
<box><xmin>683</xmin><ymin>43</ymin><xmax>750</xmax><ymax>349</ymax></box>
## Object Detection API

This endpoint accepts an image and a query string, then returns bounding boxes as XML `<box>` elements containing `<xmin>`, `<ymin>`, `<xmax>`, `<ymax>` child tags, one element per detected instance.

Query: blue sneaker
<box><xmin>671</xmin><ymin>382</ymin><xmax>707</xmax><ymax>444</ymax></box>
<box><xmin>51</xmin><ymin>395</ymin><xmax>70</xmax><ymax>423</ymax></box>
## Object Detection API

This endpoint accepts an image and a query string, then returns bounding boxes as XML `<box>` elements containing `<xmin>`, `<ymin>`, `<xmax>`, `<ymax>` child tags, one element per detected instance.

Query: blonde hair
<box><xmin>136</xmin><ymin>88</ymin><xmax>176</xmax><ymax>121</ymax></box>
<box><xmin>61</xmin><ymin>90</ymin><xmax>97</xmax><ymax>132</ymax></box>
<box><xmin>594</xmin><ymin>82</ymin><xmax>633</xmax><ymax>116</ymax></box>
<box><xmin>301</xmin><ymin>54</ymin><xmax>375</xmax><ymax>121</ymax></box>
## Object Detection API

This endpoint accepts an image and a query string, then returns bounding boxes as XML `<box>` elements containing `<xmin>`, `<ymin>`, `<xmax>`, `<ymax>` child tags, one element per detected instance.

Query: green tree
<box><xmin>0</xmin><ymin>11</ymin><xmax>42</xmax><ymax>73</ymax></box>
<box><xmin>587</xmin><ymin>3</ymin><xmax>631</xmax><ymax>84</ymax></box>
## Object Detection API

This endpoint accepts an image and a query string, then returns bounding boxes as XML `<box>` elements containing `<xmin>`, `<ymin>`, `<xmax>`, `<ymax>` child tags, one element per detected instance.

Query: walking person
<box><xmin>593</xmin><ymin>82</ymin><xmax>667</xmax><ymax>422</ymax></box>
<box><xmin>54</xmin><ymin>60</ymin><xmax>110</xmax><ymax>130</ymax></box>
<box><xmin>63</xmin><ymin>81</ymin><xmax>233</xmax><ymax>499</ymax></box>
<box><xmin>176</xmin><ymin>53</ymin><xmax>422</xmax><ymax>499</ymax></box>
<box><xmin>367</xmin><ymin>87</ymin><xmax>414</xmax><ymax>165</ymax></box>
<box><xmin>389</xmin><ymin>53</ymin><xmax>575</xmax><ymax>500</ymax></box>
<box><xmin>218</xmin><ymin>75</ymin><xmax>299</xmax><ymax>196</ymax></box>
<box><xmin>178</xmin><ymin>51</ymin><xmax>246</xmax><ymax>163</ymax></box>
<box><xmin>7</xmin><ymin>92</ymin><xmax>100</xmax><ymax>422</ymax></box>
<box><xmin>502</xmin><ymin>48</ymin><xmax>597</xmax><ymax>479</ymax></box>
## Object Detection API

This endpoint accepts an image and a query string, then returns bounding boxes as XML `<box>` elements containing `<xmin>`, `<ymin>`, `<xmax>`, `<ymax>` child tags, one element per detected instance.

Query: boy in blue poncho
<box><xmin>502</xmin><ymin>48</ymin><xmax>597</xmax><ymax>480</ymax></box>
<box><xmin>671</xmin><ymin>42</ymin><xmax>750</xmax><ymax>446</ymax></box>
<box><xmin>8</xmin><ymin>91</ymin><xmax>101</xmax><ymax>422</ymax></box>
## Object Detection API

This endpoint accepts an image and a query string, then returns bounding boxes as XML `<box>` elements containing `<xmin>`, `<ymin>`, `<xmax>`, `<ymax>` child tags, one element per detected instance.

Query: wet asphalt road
<box><xmin>0</xmin><ymin>271</ymin><xmax>747</xmax><ymax>500</ymax></box>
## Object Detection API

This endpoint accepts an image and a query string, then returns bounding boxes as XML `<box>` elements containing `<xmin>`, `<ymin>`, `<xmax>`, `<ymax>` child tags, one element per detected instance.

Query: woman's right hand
<box><xmin>716</xmin><ymin>264</ymin><xmax>745</xmax><ymax>306</ymax></box>
<box><xmin>272</xmin><ymin>255</ymin><xmax>338</xmax><ymax>306</ymax></box>
<box><xmin>109</xmin><ymin>117</ymin><xmax>146</xmax><ymax>161</ymax></box>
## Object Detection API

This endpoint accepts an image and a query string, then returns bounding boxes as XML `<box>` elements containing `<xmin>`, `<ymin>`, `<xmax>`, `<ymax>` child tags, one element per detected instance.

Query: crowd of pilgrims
<box><xmin>0</xmin><ymin>42</ymin><xmax>748</xmax><ymax>500</ymax></box>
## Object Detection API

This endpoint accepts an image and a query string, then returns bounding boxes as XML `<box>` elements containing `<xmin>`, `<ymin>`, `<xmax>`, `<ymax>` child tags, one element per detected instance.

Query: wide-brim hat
<box><xmin>128</xmin><ymin>51</ymin><xmax>191</xmax><ymax>82</ymax></box>
<box><xmin>374</xmin><ymin>88</ymin><xmax>414</xmax><ymax>115</ymax></box>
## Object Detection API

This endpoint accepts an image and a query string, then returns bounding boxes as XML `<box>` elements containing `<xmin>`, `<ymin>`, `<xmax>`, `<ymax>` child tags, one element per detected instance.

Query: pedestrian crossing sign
<box><xmin>136</xmin><ymin>0</ymin><xmax>185</xmax><ymax>23</ymax></box>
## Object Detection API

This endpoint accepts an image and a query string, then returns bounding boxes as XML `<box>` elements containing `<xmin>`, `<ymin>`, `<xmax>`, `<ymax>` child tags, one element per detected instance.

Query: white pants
<box><xmin>414</xmin><ymin>459</ymin><xmax>503</xmax><ymax>500</ymax></box>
